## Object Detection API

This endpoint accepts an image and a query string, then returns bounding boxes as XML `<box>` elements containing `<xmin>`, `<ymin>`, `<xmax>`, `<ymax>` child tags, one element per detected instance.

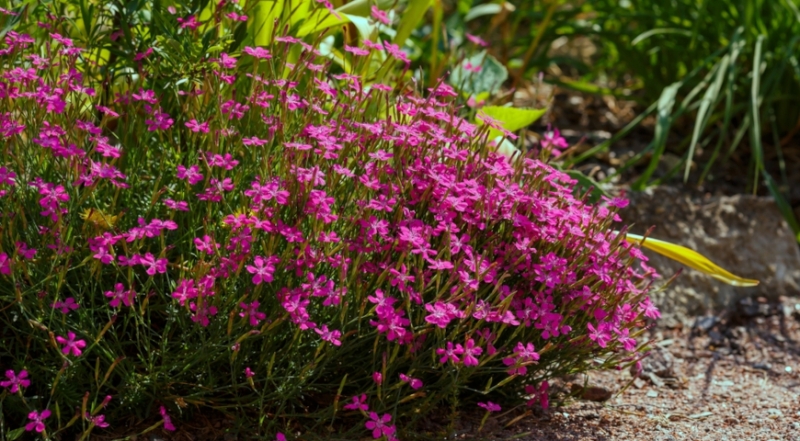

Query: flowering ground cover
<box><xmin>0</xmin><ymin>2</ymin><xmax>661</xmax><ymax>439</ymax></box>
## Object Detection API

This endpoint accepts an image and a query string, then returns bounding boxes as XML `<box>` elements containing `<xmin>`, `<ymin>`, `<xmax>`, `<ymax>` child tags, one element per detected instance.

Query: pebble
<box><xmin>767</xmin><ymin>408</ymin><xmax>783</xmax><ymax>418</ymax></box>
<box><xmin>647</xmin><ymin>390</ymin><xmax>659</xmax><ymax>398</ymax></box>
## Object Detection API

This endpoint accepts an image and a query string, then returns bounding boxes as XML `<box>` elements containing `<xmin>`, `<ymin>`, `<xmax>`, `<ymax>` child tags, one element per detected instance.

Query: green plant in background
<box><xmin>449</xmin><ymin>0</ymin><xmax>800</xmax><ymax>240</ymax></box>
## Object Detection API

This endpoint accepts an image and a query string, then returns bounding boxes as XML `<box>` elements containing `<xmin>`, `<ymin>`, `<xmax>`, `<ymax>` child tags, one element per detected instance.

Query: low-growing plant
<box><xmin>0</xmin><ymin>4</ymin><xmax>662</xmax><ymax>440</ymax></box>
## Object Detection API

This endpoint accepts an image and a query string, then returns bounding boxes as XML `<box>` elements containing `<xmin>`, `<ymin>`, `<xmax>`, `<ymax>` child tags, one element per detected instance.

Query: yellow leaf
<box><xmin>81</xmin><ymin>209</ymin><xmax>122</xmax><ymax>230</ymax></box>
<box><xmin>622</xmin><ymin>232</ymin><xmax>759</xmax><ymax>287</ymax></box>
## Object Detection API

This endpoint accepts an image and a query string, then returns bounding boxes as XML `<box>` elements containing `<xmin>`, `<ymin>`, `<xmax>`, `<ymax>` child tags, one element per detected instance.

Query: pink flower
<box><xmin>133</xmin><ymin>48</ymin><xmax>153</xmax><ymax>61</ymax></box>
<box><xmin>365</xmin><ymin>412</ymin><xmax>394</xmax><ymax>439</ymax></box>
<box><xmin>51</xmin><ymin>297</ymin><xmax>80</xmax><ymax>314</ymax></box>
<box><xmin>105</xmin><ymin>283</ymin><xmax>136</xmax><ymax>308</ymax></box>
<box><xmin>436</xmin><ymin>341</ymin><xmax>464</xmax><ymax>364</ymax></box>
<box><xmin>25</xmin><ymin>409</ymin><xmax>50</xmax><ymax>433</ymax></box>
<box><xmin>587</xmin><ymin>322</ymin><xmax>613</xmax><ymax>348</ymax></box>
<box><xmin>177</xmin><ymin>15</ymin><xmax>200</xmax><ymax>29</ymax></box>
<box><xmin>462</xmin><ymin>338</ymin><xmax>483</xmax><ymax>367</ymax></box>
<box><xmin>424</xmin><ymin>301</ymin><xmax>461</xmax><ymax>328</ymax></box>
<box><xmin>541</xmin><ymin>125</ymin><xmax>568</xmax><ymax>151</ymax></box>
<box><xmin>139</xmin><ymin>253</ymin><xmax>168</xmax><ymax>276</ymax></box>
<box><xmin>145</xmin><ymin>109</ymin><xmax>174</xmax><ymax>131</ymax></box>
<box><xmin>159</xmin><ymin>406</ymin><xmax>175</xmax><ymax>431</ymax></box>
<box><xmin>525</xmin><ymin>381</ymin><xmax>549</xmax><ymax>409</ymax></box>
<box><xmin>246</xmin><ymin>255</ymin><xmax>279</xmax><ymax>284</ymax></box>
<box><xmin>477</xmin><ymin>401</ymin><xmax>501</xmax><ymax>412</ymax></box>
<box><xmin>243</xmin><ymin>46</ymin><xmax>272</xmax><ymax>59</ymax></box>
<box><xmin>86</xmin><ymin>413</ymin><xmax>110</xmax><ymax>428</ymax></box>
<box><xmin>399</xmin><ymin>373</ymin><xmax>423</xmax><ymax>390</ymax></box>
<box><xmin>315</xmin><ymin>325</ymin><xmax>342</xmax><ymax>346</ymax></box>
<box><xmin>372</xmin><ymin>372</ymin><xmax>383</xmax><ymax>385</ymax></box>
<box><xmin>185</xmin><ymin>119</ymin><xmax>210</xmax><ymax>133</ymax></box>
<box><xmin>276</xmin><ymin>433</ymin><xmax>286</xmax><ymax>441</ymax></box>
<box><xmin>343</xmin><ymin>394</ymin><xmax>369</xmax><ymax>411</ymax></box>
<box><xmin>176</xmin><ymin>165</ymin><xmax>204</xmax><ymax>185</ymax></box>
<box><xmin>1</xmin><ymin>369</ymin><xmax>30</xmax><ymax>393</ymax></box>
<box><xmin>56</xmin><ymin>331</ymin><xmax>86</xmax><ymax>357</ymax></box>
<box><xmin>244</xmin><ymin>367</ymin><xmax>255</xmax><ymax>378</ymax></box>
<box><xmin>0</xmin><ymin>252</ymin><xmax>10</xmax><ymax>275</ymax></box>
<box><xmin>370</xmin><ymin>5</ymin><xmax>390</xmax><ymax>25</ymax></box>
<box><xmin>239</xmin><ymin>301</ymin><xmax>266</xmax><ymax>326</ymax></box>
<box><xmin>465</xmin><ymin>33</ymin><xmax>488</xmax><ymax>47</ymax></box>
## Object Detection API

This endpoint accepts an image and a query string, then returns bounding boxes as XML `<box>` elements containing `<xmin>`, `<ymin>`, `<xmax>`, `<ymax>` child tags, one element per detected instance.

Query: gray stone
<box><xmin>618</xmin><ymin>186</ymin><xmax>800</xmax><ymax>325</ymax></box>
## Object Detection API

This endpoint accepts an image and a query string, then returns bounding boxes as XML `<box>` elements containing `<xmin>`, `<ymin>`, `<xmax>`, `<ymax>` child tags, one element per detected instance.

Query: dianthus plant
<box><xmin>0</xmin><ymin>5</ymin><xmax>659</xmax><ymax>439</ymax></box>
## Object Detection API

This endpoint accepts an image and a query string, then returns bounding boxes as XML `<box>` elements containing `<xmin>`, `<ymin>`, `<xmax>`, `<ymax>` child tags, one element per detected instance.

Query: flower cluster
<box><xmin>0</xmin><ymin>7</ymin><xmax>658</xmax><ymax>439</ymax></box>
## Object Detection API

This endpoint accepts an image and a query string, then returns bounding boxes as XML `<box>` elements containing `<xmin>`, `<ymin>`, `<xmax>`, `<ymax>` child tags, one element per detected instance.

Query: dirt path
<box><xmin>471</xmin><ymin>298</ymin><xmax>800</xmax><ymax>441</ymax></box>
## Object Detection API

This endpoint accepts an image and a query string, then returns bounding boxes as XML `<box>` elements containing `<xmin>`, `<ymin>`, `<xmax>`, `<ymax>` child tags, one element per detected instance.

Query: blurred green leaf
<box><xmin>394</xmin><ymin>0</ymin><xmax>432</xmax><ymax>45</ymax></box>
<box><xmin>449</xmin><ymin>50</ymin><xmax>508</xmax><ymax>96</ymax></box>
<box><xmin>464</xmin><ymin>3</ymin><xmax>502</xmax><ymax>22</ymax></box>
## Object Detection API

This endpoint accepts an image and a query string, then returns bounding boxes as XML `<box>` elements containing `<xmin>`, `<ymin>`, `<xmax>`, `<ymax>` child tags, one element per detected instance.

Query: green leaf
<box><xmin>249</xmin><ymin>0</ymin><xmax>285</xmax><ymax>46</ymax></box>
<box><xmin>464</xmin><ymin>3</ymin><xmax>502</xmax><ymax>22</ymax></box>
<box><xmin>7</xmin><ymin>428</ymin><xmax>25</xmax><ymax>441</ymax></box>
<box><xmin>477</xmin><ymin>106</ymin><xmax>546</xmax><ymax>139</ymax></box>
<box><xmin>449</xmin><ymin>50</ymin><xmax>508</xmax><ymax>96</ymax></box>
<box><xmin>393</xmin><ymin>0</ymin><xmax>431</xmax><ymax>45</ymax></box>
<box><xmin>564</xmin><ymin>170</ymin><xmax>610</xmax><ymax>203</ymax></box>
<box><xmin>763</xmin><ymin>171</ymin><xmax>800</xmax><ymax>243</ymax></box>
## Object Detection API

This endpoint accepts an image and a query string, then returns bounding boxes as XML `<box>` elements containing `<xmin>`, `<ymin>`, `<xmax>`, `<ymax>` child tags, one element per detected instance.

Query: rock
<box><xmin>646</xmin><ymin>390</ymin><xmax>659</xmax><ymax>398</ymax></box>
<box><xmin>570</xmin><ymin>384</ymin><xmax>613</xmax><ymax>402</ymax></box>
<box><xmin>694</xmin><ymin>315</ymin><xmax>718</xmax><ymax>331</ymax></box>
<box><xmin>618</xmin><ymin>186</ymin><xmax>800</xmax><ymax>325</ymax></box>
<box><xmin>632</xmin><ymin>346</ymin><xmax>676</xmax><ymax>380</ymax></box>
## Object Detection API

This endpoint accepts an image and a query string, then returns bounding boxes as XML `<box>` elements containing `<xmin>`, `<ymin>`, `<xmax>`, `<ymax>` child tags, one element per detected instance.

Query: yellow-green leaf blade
<box><xmin>623</xmin><ymin>233</ymin><xmax>759</xmax><ymax>287</ymax></box>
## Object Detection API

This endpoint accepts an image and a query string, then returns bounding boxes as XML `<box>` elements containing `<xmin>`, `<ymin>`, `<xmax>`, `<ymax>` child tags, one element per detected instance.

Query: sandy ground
<box><xmin>461</xmin><ymin>297</ymin><xmax>800</xmax><ymax>441</ymax></box>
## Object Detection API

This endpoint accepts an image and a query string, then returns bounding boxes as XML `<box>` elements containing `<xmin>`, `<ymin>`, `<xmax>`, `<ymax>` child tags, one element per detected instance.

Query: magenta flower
<box><xmin>51</xmin><ymin>297</ymin><xmax>80</xmax><ymax>314</ymax></box>
<box><xmin>587</xmin><ymin>322</ymin><xmax>613</xmax><ymax>348</ymax></box>
<box><xmin>185</xmin><ymin>119</ymin><xmax>209</xmax><ymax>133</ymax></box>
<box><xmin>462</xmin><ymin>339</ymin><xmax>483</xmax><ymax>367</ymax></box>
<box><xmin>465</xmin><ymin>33</ymin><xmax>489</xmax><ymax>47</ymax></box>
<box><xmin>243</xmin><ymin>46</ymin><xmax>272</xmax><ymax>59</ymax></box>
<box><xmin>365</xmin><ymin>412</ymin><xmax>395</xmax><ymax>439</ymax></box>
<box><xmin>372</xmin><ymin>372</ymin><xmax>383</xmax><ymax>385</ymax></box>
<box><xmin>541</xmin><ymin>126</ymin><xmax>568</xmax><ymax>151</ymax></box>
<box><xmin>436</xmin><ymin>341</ymin><xmax>464</xmax><ymax>364</ymax></box>
<box><xmin>0</xmin><ymin>252</ymin><xmax>10</xmax><ymax>275</ymax></box>
<box><xmin>160</xmin><ymin>406</ymin><xmax>175</xmax><ymax>431</ymax></box>
<box><xmin>525</xmin><ymin>381</ymin><xmax>550</xmax><ymax>409</ymax></box>
<box><xmin>25</xmin><ymin>409</ymin><xmax>50</xmax><ymax>433</ymax></box>
<box><xmin>145</xmin><ymin>109</ymin><xmax>174</xmax><ymax>131</ymax></box>
<box><xmin>424</xmin><ymin>301</ymin><xmax>461</xmax><ymax>328</ymax></box>
<box><xmin>56</xmin><ymin>331</ymin><xmax>86</xmax><ymax>357</ymax></box>
<box><xmin>343</xmin><ymin>394</ymin><xmax>369</xmax><ymax>411</ymax></box>
<box><xmin>399</xmin><ymin>373</ymin><xmax>423</xmax><ymax>390</ymax></box>
<box><xmin>105</xmin><ymin>283</ymin><xmax>135</xmax><ymax>308</ymax></box>
<box><xmin>315</xmin><ymin>325</ymin><xmax>342</xmax><ymax>346</ymax></box>
<box><xmin>246</xmin><ymin>255</ymin><xmax>278</xmax><ymax>284</ymax></box>
<box><xmin>478</xmin><ymin>401</ymin><xmax>501</xmax><ymax>412</ymax></box>
<box><xmin>370</xmin><ymin>5</ymin><xmax>390</xmax><ymax>25</ymax></box>
<box><xmin>86</xmin><ymin>413</ymin><xmax>110</xmax><ymax>428</ymax></box>
<box><xmin>244</xmin><ymin>367</ymin><xmax>255</xmax><ymax>378</ymax></box>
<box><xmin>139</xmin><ymin>253</ymin><xmax>168</xmax><ymax>276</ymax></box>
<box><xmin>1</xmin><ymin>369</ymin><xmax>30</xmax><ymax>393</ymax></box>
<box><xmin>176</xmin><ymin>165</ymin><xmax>204</xmax><ymax>185</ymax></box>
<box><xmin>239</xmin><ymin>301</ymin><xmax>266</xmax><ymax>326</ymax></box>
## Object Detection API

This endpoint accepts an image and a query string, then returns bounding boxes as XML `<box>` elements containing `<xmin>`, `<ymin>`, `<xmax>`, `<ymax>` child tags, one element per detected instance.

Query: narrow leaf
<box><xmin>623</xmin><ymin>233</ymin><xmax>759</xmax><ymax>287</ymax></box>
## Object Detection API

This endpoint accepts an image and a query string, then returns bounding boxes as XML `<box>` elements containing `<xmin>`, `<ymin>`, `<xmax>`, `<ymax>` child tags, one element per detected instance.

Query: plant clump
<box><xmin>0</xmin><ymin>7</ymin><xmax>659</xmax><ymax>440</ymax></box>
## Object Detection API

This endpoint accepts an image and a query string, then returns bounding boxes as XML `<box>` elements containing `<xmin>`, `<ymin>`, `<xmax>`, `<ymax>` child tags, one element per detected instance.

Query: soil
<box><xmin>463</xmin><ymin>296</ymin><xmax>800</xmax><ymax>441</ymax></box>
